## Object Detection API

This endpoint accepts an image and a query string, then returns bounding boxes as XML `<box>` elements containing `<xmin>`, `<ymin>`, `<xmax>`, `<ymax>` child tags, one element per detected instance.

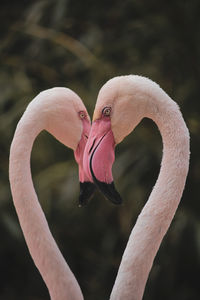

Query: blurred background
<box><xmin>0</xmin><ymin>0</ymin><xmax>200</xmax><ymax>299</ymax></box>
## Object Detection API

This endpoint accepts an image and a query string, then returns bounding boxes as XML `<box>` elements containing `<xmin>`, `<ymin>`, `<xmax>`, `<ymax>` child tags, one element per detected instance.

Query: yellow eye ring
<box><xmin>79</xmin><ymin>111</ymin><xmax>86</xmax><ymax>119</ymax></box>
<box><xmin>102</xmin><ymin>106</ymin><xmax>111</xmax><ymax>117</ymax></box>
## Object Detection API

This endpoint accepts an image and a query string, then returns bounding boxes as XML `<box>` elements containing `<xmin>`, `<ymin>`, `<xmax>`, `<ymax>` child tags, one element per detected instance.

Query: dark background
<box><xmin>0</xmin><ymin>0</ymin><xmax>200</xmax><ymax>299</ymax></box>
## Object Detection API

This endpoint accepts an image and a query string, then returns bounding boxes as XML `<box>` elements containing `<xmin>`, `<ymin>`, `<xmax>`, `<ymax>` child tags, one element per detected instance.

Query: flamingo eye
<box><xmin>102</xmin><ymin>106</ymin><xmax>111</xmax><ymax>117</ymax></box>
<box><xmin>79</xmin><ymin>111</ymin><xmax>86</xmax><ymax>119</ymax></box>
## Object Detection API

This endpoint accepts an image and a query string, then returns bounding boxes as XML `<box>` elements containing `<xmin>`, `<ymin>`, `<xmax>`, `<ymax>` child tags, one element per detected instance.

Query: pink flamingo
<box><xmin>9</xmin><ymin>87</ymin><xmax>94</xmax><ymax>300</ymax></box>
<box><xmin>83</xmin><ymin>75</ymin><xmax>190</xmax><ymax>300</ymax></box>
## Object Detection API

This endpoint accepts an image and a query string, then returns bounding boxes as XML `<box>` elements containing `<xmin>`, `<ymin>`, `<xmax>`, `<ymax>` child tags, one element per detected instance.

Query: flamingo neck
<box><xmin>9</xmin><ymin>113</ymin><xmax>83</xmax><ymax>300</ymax></box>
<box><xmin>110</xmin><ymin>91</ymin><xmax>190</xmax><ymax>300</ymax></box>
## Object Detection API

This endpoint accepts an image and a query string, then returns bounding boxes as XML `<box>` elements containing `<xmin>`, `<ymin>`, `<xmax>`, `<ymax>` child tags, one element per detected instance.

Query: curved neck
<box><xmin>110</xmin><ymin>92</ymin><xmax>190</xmax><ymax>300</ymax></box>
<box><xmin>9</xmin><ymin>114</ymin><xmax>83</xmax><ymax>300</ymax></box>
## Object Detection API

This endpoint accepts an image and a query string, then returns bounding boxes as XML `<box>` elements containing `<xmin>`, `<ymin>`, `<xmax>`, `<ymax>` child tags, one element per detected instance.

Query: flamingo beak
<box><xmin>74</xmin><ymin>119</ymin><xmax>96</xmax><ymax>206</ymax></box>
<box><xmin>83</xmin><ymin>118</ymin><xmax>122</xmax><ymax>205</ymax></box>
<box><xmin>78</xmin><ymin>181</ymin><xmax>96</xmax><ymax>206</ymax></box>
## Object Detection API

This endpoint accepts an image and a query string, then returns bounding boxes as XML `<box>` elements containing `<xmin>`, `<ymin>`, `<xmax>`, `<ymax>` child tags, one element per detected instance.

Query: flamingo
<box><xmin>9</xmin><ymin>87</ymin><xmax>95</xmax><ymax>300</ymax></box>
<box><xmin>83</xmin><ymin>75</ymin><xmax>190</xmax><ymax>300</ymax></box>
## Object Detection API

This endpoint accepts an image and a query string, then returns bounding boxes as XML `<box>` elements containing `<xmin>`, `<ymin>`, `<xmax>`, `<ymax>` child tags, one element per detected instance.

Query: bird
<box><xmin>83</xmin><ymin>75</ymin><xmax>190</xmax><ymax>300</ymax></box>
<box><xmin>9</xmin><ymin>87</ymin><xmax>95</xmax><ymax>300</ymax></box>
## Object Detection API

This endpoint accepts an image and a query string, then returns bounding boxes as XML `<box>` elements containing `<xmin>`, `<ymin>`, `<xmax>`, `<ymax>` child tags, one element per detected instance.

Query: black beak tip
<box><xmin>79</xmin><ymin>182</ymin><xmax>96</xmax><ymax>206</ymax></box>
<box><xmin>94</xmin><ymin>180</ymin><xmax>123</xmax><ymax>205</ymax></box>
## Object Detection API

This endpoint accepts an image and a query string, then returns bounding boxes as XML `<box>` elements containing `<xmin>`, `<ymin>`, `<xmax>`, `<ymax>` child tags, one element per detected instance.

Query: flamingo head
<box><xmin>38</xmin><ymin>87</ymin><xmax>96</xmax><ymax>206</ymax></box>
<box><xmin>83</xmin><ymin>76</ymin><xmax>144</xmax><ymax>204</ymax></box>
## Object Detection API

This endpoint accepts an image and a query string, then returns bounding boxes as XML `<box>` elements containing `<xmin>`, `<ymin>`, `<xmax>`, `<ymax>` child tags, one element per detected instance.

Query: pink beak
<box><xmin>83</xmin><ymin>118</ymin><xmax>122</xmax><ymax>205</ymax></box>
<box><xmin>74</xmin><ymin>118</ymin><xmax>96</xmax><ymax>206</ymax></box>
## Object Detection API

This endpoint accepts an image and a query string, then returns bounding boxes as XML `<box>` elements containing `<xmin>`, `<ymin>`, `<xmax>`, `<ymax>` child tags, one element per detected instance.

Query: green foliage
<box><xmin>0</xmin><ymin>0</ymin><xmax>200</xmax><ymax>299</ymax></box>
